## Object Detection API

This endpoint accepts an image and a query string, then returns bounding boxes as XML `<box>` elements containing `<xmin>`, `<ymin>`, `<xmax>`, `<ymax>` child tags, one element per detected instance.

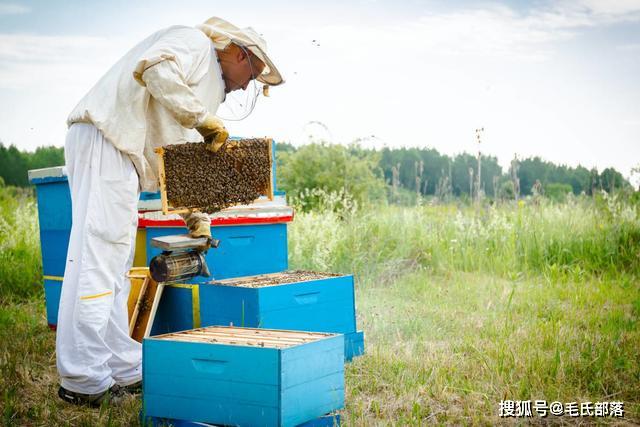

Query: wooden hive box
<box><xmin>143</xmin><ymin>326</ymin><xmax>344</xmax><ymax>427</ymax></box>
<box><xmin>196</xmin><ymin>271</ymin><xmax>365</xmax><ymax>361</ymax></box>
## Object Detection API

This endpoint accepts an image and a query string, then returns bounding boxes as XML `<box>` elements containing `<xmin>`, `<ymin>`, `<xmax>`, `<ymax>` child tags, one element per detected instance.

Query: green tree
<box><xmin>277</xmin><ymin>143</ymin><xmax>386</xmax><ymax>210</ymax></box>
<box><xmin>600</xmin><ymin>167</ymin><xmax>627</xmax><ymax>193</ymax></box>
<box><xmin>28</xmin><ymin>145</ymin><xmax>64</xmax><ymax>170</ymax></box>
<box><xmin>545</xmin><ymin>183</ymin><xmax>573</xmax><ymax>202</ymax></box>
<box><xmin>451</xmin><ymin>153</ymin><xmax>476</xmax><ymax>197</ymax></box>
<box><xmin>0</xmin><ymin>142</ymin><xmax>64</xmax><ymax>187</ymax></box>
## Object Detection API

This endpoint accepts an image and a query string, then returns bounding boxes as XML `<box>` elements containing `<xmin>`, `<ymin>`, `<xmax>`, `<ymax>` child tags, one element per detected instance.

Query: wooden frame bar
<box><xmin>153</xmin><ymin>326</ymin><xmax>333</xmax><ymax>348</ymax></box>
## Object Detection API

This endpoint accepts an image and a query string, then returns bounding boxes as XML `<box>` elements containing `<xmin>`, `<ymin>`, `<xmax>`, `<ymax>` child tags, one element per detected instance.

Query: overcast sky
<box><xmin>0</xmin><ymin>0</ymin><xmax>639</xmax><ymax>180</ymax></box>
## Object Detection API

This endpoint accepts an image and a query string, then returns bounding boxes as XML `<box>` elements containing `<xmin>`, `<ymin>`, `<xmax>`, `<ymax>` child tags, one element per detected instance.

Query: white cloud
<box><xmin>0</xmin><ymin>3</ymin><xmax>30</xmax><ymax>15</ymax></box>
<box><xmin>616</xmin><ymin>42</ymin><xmax>640</xmax><ymax>50</ymax></box>
<box><xmin>574</xmin><ymin>0</ymin><xmax>640</xmax><ymax>17</ymax></box>
<box><xmin>0</xmin><ymin>33</ymin><xmax>130</xmax><ymax>89</ymax></box>
<box><xmin>273</xmin><ymin>0</ymin><xmax>640</xmax><ymax>68</ymax></box>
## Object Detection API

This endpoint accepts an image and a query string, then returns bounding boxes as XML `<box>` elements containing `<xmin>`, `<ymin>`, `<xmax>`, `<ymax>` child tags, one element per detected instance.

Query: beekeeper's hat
<box><xmin>197</xmin><ymin>17</ymin><xmax>284</xmax><ymax>86</ymax></box>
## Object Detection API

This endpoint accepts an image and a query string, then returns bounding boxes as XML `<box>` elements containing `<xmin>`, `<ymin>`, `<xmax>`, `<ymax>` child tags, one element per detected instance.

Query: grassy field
<box><xmin>1</xmin><ymin>188</ymin><xmax>639</xmax><ymax>425</ymax></box>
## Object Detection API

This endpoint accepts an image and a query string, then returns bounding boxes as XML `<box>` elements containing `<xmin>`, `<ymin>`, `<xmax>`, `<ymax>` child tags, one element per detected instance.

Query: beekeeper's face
<box><xmin>218</xmin><ymin>44</ymin><xmax>266</xmax><ymax>93</ymax></box>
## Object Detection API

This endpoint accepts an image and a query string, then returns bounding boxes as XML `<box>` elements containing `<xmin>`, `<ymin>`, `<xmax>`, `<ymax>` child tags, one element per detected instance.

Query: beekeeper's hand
<box><xmin>196</xmin><ymin>114</ymin><xmax>228</xmax><ymax>153</ymax></box>
<box><xmin>182</xmin><ymin>211</ymin><xmax>211</xmax><ymax>240</ymax></box>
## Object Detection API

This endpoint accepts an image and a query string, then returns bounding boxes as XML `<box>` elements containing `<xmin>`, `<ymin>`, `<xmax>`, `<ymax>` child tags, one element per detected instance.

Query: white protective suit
<box><xmin>67</xmin><ymin>25</ymin><xmax>225</xmax><ymax>192</ymax></box>
<box><xmin>57</xmin><ymin>25</ymin><xmax>225</xmax><ymax>394</ymax></box>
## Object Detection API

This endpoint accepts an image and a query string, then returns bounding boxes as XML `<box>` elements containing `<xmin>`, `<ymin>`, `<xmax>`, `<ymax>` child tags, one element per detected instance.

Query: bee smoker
<box><xmin>149</xmin><ymin>234</ymin><xmax>219</xmax><ymax>283</ymax></box>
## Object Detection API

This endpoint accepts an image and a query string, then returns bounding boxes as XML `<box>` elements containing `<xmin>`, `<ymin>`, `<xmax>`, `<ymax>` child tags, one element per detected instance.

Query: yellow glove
<box><xmin>182</xmin><ymin>211</ymin><xmax>211</xmax><ymax>239</ymax></box>
<box><xmin>196</xmin><ymin>114</ymin><xmax>229</xmax><ymax>153</ymax></box>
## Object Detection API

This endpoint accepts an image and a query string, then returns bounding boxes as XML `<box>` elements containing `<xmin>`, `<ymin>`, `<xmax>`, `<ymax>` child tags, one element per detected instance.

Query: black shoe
<box><xmin>121</xmin><ymin>380</ymin><xmax>142</xmax><ymax>394</ymax></box>
<box><xmin>58</xmin><ymin>384</ymin><xmax>125</xmax><ymax>407</ymax></box>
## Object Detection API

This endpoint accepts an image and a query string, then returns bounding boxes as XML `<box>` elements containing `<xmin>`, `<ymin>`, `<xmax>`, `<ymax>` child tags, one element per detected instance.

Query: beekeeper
<box><xmin>57</xmin><ymin>17</ymin><xmax>283</xmax><ymax>406</ymax></box>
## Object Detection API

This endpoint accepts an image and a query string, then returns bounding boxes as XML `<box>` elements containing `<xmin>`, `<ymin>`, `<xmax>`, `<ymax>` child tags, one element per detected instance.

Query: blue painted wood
<box><xmin>145</xmin><ymin>223</ymin><xmax>288</xmax><ymax>282</ymax></box>
<box><xmin>198</xmin><ymin>276</ymin><xmax>360</xmax><ymax>346</ymax></box>
<box><xmin>260</xmin><ymin>302</ymin><xmax>355</xmax><ymax>333</ymax></box>
<box><xmin>280</xmin><ymin>336</ymin><xmax>344</xmax><ymax>387</ymax></box>
<box><xmin>258</xmin><ymin>277</ymin><xmax>354</xmax><ymax>311</ymax></box>
<box><xmin>297</xmin><ymin>413</ymin><xmax>340</xmax><ymax>427</ymax></box>
<box><xmin>140</xmin><ymin>191</ymin><xmax>161</xmax><ymax>200</ymax></box>
<box><xmin>29</xmin><ymin>175</ymin><xmax>68</xmax><ymax>184</ymax></box>
<box><xmin>141</xmin><ymin>413</ymin><xmax>340</xmax><ymax>427</ymax></box>
<box><xmin>32</xmin><ymin>180</ymin><xmax>72</xmax><ymax>277</ymax></box>
<box><xmin>43</xmin><ymin>279</ymin><xmax>62</xmax><ymax>327</ymax></box>
<box><xmin>344</xmin><ymin>331</ymin><xmax>365</xmax><ymax>361</ymax></box>
<box><xmin>144</xmin><ymin>394</ymin><xmax>280</xmax><ymax>426</ymax></box>
<box><xmin>195</xmin><ymin>285</ymin><xmax>259</xmax><ymax>328</ymax></box>
<box><xmin>145</xmin><ymin>372</ymin><xmax>279</xmax><ymax>406</ymax></box>
<box><xmin>151</xmin><ymin>286</ymin><xmax>194</xmax><ymax>335</ymax></box>
<box><xmin>282</xmin><ymin>373</ymin><xmax>345</xmax><ymax>427</ymax></box>
<box><xmin>40</xmin><ymin>230</ymin><xmax>71</xmax><ymax>277</ymax></box>
<box><xmin>143</xmin><ymin>330</ymin><xmax>344</xmax><ymax>427</ymax></box>
<box><xmin>281</xmin><ymin>336</ymin><xmax>345</xmax><ymax>426</ymax></box>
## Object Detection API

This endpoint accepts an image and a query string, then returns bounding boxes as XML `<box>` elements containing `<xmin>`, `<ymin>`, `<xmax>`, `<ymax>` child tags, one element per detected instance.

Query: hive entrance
<box><xmin>156</xmin><ymin>138</ymin><xmax>273</xmax><ymax>214</ymax></box>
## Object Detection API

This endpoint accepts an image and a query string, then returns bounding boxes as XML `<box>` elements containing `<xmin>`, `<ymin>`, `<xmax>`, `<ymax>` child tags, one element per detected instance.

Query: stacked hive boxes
<box><xmin>27</xmin><ymin>169</ymin><xmax>293</xmax><ymax>329</ymax></box>
<box><xmin>29</xmin><ymin>141</ymin><xmax>364</xmax><ymax>426</ymax></box>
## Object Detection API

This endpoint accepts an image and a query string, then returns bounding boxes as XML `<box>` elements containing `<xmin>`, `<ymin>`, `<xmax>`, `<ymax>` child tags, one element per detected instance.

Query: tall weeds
<box><xmin>289</xmin><ymin>191</ymin><xmax>640</xmax><ymax>281</ymax></box>
<box><xmin>0</xmin><ymin>185</ymin><xmax>41</xmax><ymax>301</ymax></box>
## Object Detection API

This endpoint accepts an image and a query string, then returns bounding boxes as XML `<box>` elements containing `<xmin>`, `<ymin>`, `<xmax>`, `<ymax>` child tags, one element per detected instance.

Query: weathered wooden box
<box><xmin>143</xmin><ymin>326</ymin><xmax>344</xmax><ymax>427</ymax></box>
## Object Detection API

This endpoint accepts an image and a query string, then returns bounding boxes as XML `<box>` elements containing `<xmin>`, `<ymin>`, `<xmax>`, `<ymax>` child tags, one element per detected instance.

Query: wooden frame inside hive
<box><xmin>209</xmin><ymin>271</ymin><xmax>341</xmax><ymax>288</ymax></box>
<box><xmin>155</xmin><ymin>138</ymin><xmax>274</xmax><ymax>215</ymax></box>
<box><xmin>153</xmin><ymin>326</ymin><xmax>333</xmax><ymax>349</ymax></box>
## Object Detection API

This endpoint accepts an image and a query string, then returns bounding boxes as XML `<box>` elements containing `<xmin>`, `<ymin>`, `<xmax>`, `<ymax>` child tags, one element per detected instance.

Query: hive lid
<box><xmin>151</xmin><ymin>326</ymin><xmax>334</xmax><ymax>349</ymax></box>
<box><xmin>27</xmin><ymin>166</ymin><xmax>66</xmax><ymax>183</ymax></box>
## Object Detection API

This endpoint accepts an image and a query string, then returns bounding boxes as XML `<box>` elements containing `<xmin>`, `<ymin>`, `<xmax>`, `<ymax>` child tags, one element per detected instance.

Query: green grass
<box><xmin>0</xmin><ymin>299</ymin><xmax>141</xmax><ymax>426</ymax></box>
<box><xmin>0</xmin><ymin>184</ymin><xmax>42</xmax><ymax>302</ymax></box>
<box><xmin>345</xmin><ymin>270</ymin><xmax>639</xmax><ymax>424</ymax></box>
<box><xmin>1</xmin><ymin>189</ymin><xmax>639</xmax><ymax>425</ymax></box>
<box><xmin>289</xmin><ymin>195</ymin><xmax>640</xmax><ymax>280</ymax></box>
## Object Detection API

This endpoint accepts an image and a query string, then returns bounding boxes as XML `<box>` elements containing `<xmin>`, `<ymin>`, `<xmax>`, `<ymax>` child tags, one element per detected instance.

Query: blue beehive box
<box><xmin>143</xmin><ymin>220</ymin><xmax>289</xmax><ymax>282</ymax></box>
<box><xmin>143</xmin><ymin>326</ymin><xmax>345</xmax><ymax>427</ymax></box>
<box><xmin>197</xmin><ymin>271</ymin><xmax>365</xmax><ymax>361</ymax></box>
<box><xmin>28</xmin><ymin>167</ymin><xmax>71</xmax><ymax>328</ymax></box>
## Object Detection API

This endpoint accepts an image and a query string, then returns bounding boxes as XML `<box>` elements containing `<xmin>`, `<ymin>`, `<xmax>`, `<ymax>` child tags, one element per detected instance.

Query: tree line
<box><xmin>276</xmin><ymin>142</ymin><xmax>630</xmax><ymax>203</ymax></box>
<box><xmin>0</xmin><ymin>143</ymin><xmax>64</xmax><ymax>186</ymax></box>
<box><xmin>0</xmin><ymin>141</ymin><xmax>629</xmax><ymax>201</ymax></box>
<box><xmin>377</xmin><ymin>147</ymin><xmax>628</xmax><ymax>198</ymax></box>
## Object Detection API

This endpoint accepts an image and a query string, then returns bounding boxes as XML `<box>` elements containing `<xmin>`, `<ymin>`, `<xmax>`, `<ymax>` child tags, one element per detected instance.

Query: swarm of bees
<box><xmin>163</xmin><ymin>139</ymin><xmax>271</xmax><ymax>214</ymax></box>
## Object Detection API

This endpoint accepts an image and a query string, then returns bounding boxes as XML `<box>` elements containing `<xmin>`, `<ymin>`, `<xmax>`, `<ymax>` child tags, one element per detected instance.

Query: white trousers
<box><xmin>56</xmin><ymin>123</ymin><xmax>142</xmax><ymax>394</ymax></box>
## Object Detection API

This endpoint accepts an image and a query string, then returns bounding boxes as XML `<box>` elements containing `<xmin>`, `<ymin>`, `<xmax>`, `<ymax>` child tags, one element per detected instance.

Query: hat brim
<box><xmin>240</xmin><ymin>42</ymin><xmax>284</xmax><ymax>86</ymax></box>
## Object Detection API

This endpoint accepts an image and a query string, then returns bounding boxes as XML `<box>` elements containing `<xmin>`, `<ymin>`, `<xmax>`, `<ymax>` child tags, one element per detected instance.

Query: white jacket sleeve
<box><xmin>140</xmin><ymin>60</ymin><xmax>208</xmax><ymax>128</ymax></box>
<box><xmin>133</xmin><ymin>28</ymin><xmax>212</xmax><ymax>128</ymax></box>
